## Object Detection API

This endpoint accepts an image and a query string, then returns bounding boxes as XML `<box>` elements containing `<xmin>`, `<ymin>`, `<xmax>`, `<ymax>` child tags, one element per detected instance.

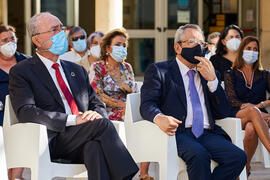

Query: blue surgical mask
<box><xmin>73</xmin><ymin>39</ymin><xmax>87</xmax><ymax>52</ymax></box>
<box><xmin>110</xmin><ymin>46</ymin><xmax>127</xmax><ymax>62</ymax></box>
<box><xmin>242</xmin><ymin>50</ymin><xmax>258</xmax><ymax>65</ymax></box>
<box><xmin>38</xmin><ymin>30</ymin><xmax>68</xmax><ymax>55</ymax></box>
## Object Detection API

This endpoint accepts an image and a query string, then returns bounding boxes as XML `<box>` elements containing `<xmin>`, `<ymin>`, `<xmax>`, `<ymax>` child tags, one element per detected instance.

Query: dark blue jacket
<box><xmin>140</xmin><ymin>59</ymin><xmax>231</xmax><ymax>140</ymax></box>
<box><xmin>0</xmin><ymin>52</ymin><xmax>30</xmax><ymax>125</ymax></box>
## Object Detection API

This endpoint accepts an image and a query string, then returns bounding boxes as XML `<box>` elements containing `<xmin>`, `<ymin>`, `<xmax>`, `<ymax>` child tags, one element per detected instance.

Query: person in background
<box><xmin>91</xmin><ymin>28</ymin><xmax>137</xmax><ymax>121</ymax></box>
<box><xmin>87</xmin><ymin>31</ymin><xmax>104</xmax><ymax>65</ymax></box>
<box><xmin>60</xmin><ymin>26</ymin><xmax>88</xmax><ymax>63</ymax></box>
<box><xmin>91</xmin><ymin>29</ymin><xmax>151</xmax><ymax>179</ymax></box>
<box><xmin>0</xmin><ymin>23</ymin><xmax>30</xmax><ymax>180</ymax></box>
<box><xmin>224</xmin><ymin>36</ymin><xmax>270</xmax><ymax>177</ymax></box>
<box><xmin>77</xmin><ymin>31</ymin><xmax>104</xmax><ymax>82</ymax></box>
<box><xmin>205</xmin><ymin>32</ymin><xmax>220</xmax><ymax>60</ymax></box>
<box><xmin>140</xmin><ymin>24</ymin><xmax>247</xmax><ymax>180</ymax></box>
<box><xmin>210</xmin><ymin>25</ymin><xmax>244</xmax><ymax>81</ymax></box>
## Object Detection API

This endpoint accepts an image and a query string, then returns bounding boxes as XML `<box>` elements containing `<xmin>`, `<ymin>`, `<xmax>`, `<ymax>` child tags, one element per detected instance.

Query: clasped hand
<box><xmin>76</xmin><ymin>110</ymin><xmax>103</xmax><ymax>125</ymax></box>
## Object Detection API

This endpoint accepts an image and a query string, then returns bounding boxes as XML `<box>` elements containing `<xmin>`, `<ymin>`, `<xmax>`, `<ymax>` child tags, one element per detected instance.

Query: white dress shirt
<box><xmin>59</xmin><ymin>49</ymin><xmax>88</xmax><ymax>63</ymax></box>
<box><xmin>176</xmin><ymin>57</ymin><xmax>218</xmax><ymax>128</ymax></box>
<box><xmin>37</xmin><ymin>53</ymin><xmax>77</xmax><ymax>126</ymax></box>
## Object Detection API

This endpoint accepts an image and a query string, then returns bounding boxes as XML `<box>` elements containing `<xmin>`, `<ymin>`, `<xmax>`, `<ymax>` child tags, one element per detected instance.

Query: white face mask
<box><xmin>242</xmin><ymin>50</ymin><xmax>258</xmax><ymax>65</ymax></box>
<box><xmin>90</xmin><ymin>45</ymin><xmax>101</xmax><ymax>58</ymax></box>
<box><xmin>226</xmin><ymin>38</ymin><xmax>241</xmax><ymax>51</ymax></box>
<box><xmin>0</xmin><ymin>42</ymin><xmax>17</xmax><ymax>57</ymax></box>
<box><xmin>210</xmin><ymin>46</ymin><xmax>217</xmax><ymax>54</ymax></box>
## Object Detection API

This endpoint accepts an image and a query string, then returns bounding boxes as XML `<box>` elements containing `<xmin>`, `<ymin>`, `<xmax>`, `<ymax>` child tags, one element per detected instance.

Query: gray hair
<box><xmin>68</xmin><ymin>26</ymin><xmax>87</xmax><ymax>41</ymax></box>
<box><xmin>207</xmin><ymin>32</ymin><xmax>220</xmax><ymax>44</ymax></box>
<box><xmin>174</xmin><ymin>24</ymin><xmax>205</xmax><ymax>44</ymax></box>
<box><xmin>87</xmin><ymin>31</ymin><xmax>104</xmax><ymax>46</ymax></box>
<box><xmin>27</xmin><ymin>12</ymin><xmax>53</xmax><ymax>37</ymax></box>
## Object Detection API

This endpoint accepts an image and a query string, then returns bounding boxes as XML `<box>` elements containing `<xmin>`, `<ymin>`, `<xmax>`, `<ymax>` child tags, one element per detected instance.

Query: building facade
<box><xmin>1</xmin><ymin>0</ymin><xmax>269</xmax><ymax>76</ymax></box>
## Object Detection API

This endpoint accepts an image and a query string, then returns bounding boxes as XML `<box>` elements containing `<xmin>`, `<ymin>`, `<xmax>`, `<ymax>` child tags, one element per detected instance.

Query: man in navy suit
<box><xmin>140</xmin><ymin>24</ymin><xmax>247</xmax><ymax>180</ymax></box>
<box><xmin>8</xmin><ymin>12</ymin><xmax>138</xmax><ymax>180</ymax></box>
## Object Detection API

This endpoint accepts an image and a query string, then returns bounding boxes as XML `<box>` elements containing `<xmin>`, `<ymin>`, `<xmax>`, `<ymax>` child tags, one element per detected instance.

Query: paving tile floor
<box><xmin>21</xmin><ymin>162</ymin><xmax>270</xmax><ymax>180</ymax></box>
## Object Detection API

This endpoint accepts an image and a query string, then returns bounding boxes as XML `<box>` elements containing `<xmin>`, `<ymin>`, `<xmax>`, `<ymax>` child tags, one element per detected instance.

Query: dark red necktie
<box><xmin>52</xmin><ymin>63</ymin><xmax>79</xmax><ymax>115</ymax></box>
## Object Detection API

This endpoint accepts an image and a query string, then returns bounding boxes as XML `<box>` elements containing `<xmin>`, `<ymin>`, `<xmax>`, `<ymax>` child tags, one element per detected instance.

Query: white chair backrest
<box><xmin>136</xmin><ymin>81</ymin><xmax>143</xmax><ymax>92</ymax></box>
<box><xmin>125</xmin><ymin>92</ymin><xmax>143</xmax><ymax>123</ymax></box>
<box><xmin>3</xmin><ymin>95</ymin><xmax>19</xmax><ymax>128</ymax></box>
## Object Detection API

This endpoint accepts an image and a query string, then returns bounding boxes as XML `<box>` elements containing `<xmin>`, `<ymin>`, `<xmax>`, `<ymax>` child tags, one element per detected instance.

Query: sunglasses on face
<box><xmin>72</xmin><ymin>35</ymin><xmax>86</xmax><ymax>41</ymax></box>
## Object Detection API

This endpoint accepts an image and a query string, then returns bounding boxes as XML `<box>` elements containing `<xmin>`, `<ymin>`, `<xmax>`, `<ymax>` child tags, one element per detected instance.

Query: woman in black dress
<box><xmin>210</xmin><ymin>25</ymin><xmax>243</xmax><ymax>81</ymax></box>
<box><xmin>224</xmin><ymin>36</ymin><xmax>270</xmax><ymax>175</ymax></box>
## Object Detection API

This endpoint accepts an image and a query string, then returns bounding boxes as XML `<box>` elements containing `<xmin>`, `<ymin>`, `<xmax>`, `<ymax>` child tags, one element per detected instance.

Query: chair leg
<box><xmin>239</xmin><ymin>166</ymin><xmax>247</xmax><ymax>180</ymax></box>
<box><xmin>30</xmin><ymin>166</ymin><xmax>39</xmax><ymax>180</ymax></box>
<box><xmin>262</xmin><ymin>143</ymin><xmax>270</xmax><ymax>168</ymax></box>
<box><xmin>158</xmin><ymin>162</ymin><xmax>167</xmax><ymax>180</ymax></box>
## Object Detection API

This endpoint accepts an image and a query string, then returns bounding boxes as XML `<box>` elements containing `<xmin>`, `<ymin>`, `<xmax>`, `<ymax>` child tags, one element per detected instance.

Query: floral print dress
<box><xmin>91</xmin><ymin>61</ymin><xmax>137</xmax><ymax>121</ymax></box>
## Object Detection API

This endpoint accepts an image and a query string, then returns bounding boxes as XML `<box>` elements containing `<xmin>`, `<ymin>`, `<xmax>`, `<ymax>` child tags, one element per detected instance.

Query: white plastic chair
<box><xmin>0</xmin><ymin>126</ymin><xmax>8</xmax><ymax>180</ymax></box>
<box><xmin>3</xmin><ymin>95</ymin><xmax>88</xmax><ymax>180</ymax></box>
<box><xmin>125</xmin><ymin>92</ymin><xmax>247</xmax><ymax>180</ymax></box>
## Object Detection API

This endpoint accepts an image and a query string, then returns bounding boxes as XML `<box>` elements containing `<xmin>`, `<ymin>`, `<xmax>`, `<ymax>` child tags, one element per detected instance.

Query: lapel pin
<box><xmin>71</xmin><ymin>72</ymin><xmax>75</xmax><ymax>77</ymax></box>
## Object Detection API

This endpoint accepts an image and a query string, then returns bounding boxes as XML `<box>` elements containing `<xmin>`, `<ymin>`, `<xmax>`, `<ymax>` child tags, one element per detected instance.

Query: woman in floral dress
<box><xmin>91</xmin><ymin>28</ymin><xmax>154</xmax><ymax>180</ymax></box>
<box><xmin>91</xmin><ymin>28</ymin><xmax>137</xmax><ymax>121</ymax></box>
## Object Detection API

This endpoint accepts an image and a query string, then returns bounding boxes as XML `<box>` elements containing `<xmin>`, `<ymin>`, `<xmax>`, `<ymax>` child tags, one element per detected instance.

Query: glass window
<box><xmin>126</xmin><ymin>39</ymin><xmax>155</xmax><ymax>76</ymax></box>
<box><xmin>168</xmin><ymin>38</ymin><xmax>176</xmax><ymax>60</ymax></box>
<box><xmin>123</xmin><ymin>0</ymin><xmax>155</xmax><ymax>29</ymax></box>
<box><xmin>168</xmin><ymin>0</ymin><xmax>198</xmax><ymax>29</ymax></box>
<box><xmin>41</xmin><ymin>0</ymin><xmax>74</xmax><ymax>26</ymax></box>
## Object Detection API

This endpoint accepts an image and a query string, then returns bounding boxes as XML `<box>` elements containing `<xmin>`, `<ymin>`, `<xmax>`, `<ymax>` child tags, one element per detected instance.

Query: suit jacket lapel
<box><xmin>31</xmin><ymin>55</ymin><xmax>65</xmax><ymax>109</ymax></box>
<box><xmin>169</xmin><ymin>59</ymin><xmax>187</xmax><ymax>112</ymax></box>
<box><xmin>60</xmin><ymin>60</ymin><xmax>83</xmax><ymax>111</ymax></box>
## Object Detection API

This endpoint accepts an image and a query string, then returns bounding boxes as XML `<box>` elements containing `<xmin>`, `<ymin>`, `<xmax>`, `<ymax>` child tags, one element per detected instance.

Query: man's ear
<box><xmin>32</xmin><ymin>36</ymin><xmax>41</xmax><ymax>48</ymax></box>
<box><xmin>174</xmin><ymin>43</ymin><xmax>182</xmax><ymax>55</ymax></box>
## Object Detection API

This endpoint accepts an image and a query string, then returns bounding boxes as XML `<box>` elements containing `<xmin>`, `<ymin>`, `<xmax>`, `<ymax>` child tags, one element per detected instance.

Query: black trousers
<box><xmin>49</xmin><ymin>118</ymin><xmax>138</xmax><ymax>180</ymax></box>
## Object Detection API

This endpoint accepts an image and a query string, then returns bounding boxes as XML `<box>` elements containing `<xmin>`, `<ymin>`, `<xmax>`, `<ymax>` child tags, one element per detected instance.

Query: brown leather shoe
<box><xmin>139</xmin><ymin>174</ymin><xmax>154</xmax><ymax>180</ymax></box>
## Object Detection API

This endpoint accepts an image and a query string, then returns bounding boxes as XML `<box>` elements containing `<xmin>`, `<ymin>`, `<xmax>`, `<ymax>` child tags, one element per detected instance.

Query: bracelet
<box><xmin>260</xmin><ymin>101</ymin><xmax>265</xmax><ymax>108</ymax></box>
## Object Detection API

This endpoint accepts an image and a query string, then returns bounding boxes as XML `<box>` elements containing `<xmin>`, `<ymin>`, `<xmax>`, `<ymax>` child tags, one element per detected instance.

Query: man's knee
<box><xmin>185</xmin><ymin>149</ymin><xmax>211</xmax><ymax>165</ymax></box>
<box><xmin>227</xmin><ymin>148</ymin><xmax>247</xmax><ymax>169</ymax></box>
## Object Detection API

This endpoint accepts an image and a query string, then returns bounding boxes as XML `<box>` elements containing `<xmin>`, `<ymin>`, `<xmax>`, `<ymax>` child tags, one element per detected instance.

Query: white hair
<box><xmin>174</xmin><ymin>24</ymin><xmax>205</xmax><ymax>44</ymax></box>
<box><xmin>27</xmin><ymin>12</ymin><xmax>54</xmax><ymax>37</ymax></box>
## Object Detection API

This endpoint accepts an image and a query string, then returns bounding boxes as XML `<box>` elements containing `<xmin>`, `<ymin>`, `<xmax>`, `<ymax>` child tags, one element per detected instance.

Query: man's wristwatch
<box><xmin>260</xmin><ymin>101</ymin><xmax>265</xmax><ymax>108</ymax></box>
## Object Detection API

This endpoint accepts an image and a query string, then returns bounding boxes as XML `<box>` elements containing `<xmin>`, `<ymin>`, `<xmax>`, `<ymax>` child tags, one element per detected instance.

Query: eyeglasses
<box><xmin>178</xmin><ymin>38</ymin><xmax>206</xmax><ymax>46</ymax></box>
<box><xmin>71</xmin><ymin>35</ymin><xmax>86</xmax><ymax>41</ymax></box>
<box><xmin>33</xmin><ymin>25</ymin><xmax>65</xmax><ymax>36</ymax></box>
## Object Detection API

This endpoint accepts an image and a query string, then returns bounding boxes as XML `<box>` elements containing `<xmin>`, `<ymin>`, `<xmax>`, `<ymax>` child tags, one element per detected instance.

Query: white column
<box><xmin>260</xmin><ymin>0</ymin><xmax>270</xmax><ymax>70</ymax></box>
<box><xmin>24</xmin><ymin>0</ymin><xmax>31</xmax><ymax>55</ymax></box>
<box><xmin>35</xmin><ymin>0</ymin><xmax>40</xmax><ymax>14</ymax></box>
<box><xmin>198</xmin><ymin>0</ymin><xmax>203</xmax><ymax>28</ymax></box>
<box><xmin>74</xmin><ymin>0</ymin><xmax>79</xmax><ymax>26</ymax></box>
<box><xmin>2</xmin><ymin>0</ymin><xmax>7</xmax><ymax>24</ymax></box>
<box><xmin>95</xmin><ymin>0</ymin><xmax>123</xmax><ymax>33</ymax></box>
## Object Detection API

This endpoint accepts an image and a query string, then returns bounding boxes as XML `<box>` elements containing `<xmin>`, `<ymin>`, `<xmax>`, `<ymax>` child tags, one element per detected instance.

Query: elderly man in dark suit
<box><xmin>9</xmin><ymin>12</ymin><xmax>138</xmax><ymax>180</ymax></box>
<box><xmin>140</xmin><ymin>24</ymin><xmax>247</xmax><ymax>180</ymax></box>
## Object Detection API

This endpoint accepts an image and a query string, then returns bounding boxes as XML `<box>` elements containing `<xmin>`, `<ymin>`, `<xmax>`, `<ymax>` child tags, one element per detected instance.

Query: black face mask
<box><xmin>180</xmin><ymin>44</ymin><xmax>203</xmax><ymax>64</ymax></box>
